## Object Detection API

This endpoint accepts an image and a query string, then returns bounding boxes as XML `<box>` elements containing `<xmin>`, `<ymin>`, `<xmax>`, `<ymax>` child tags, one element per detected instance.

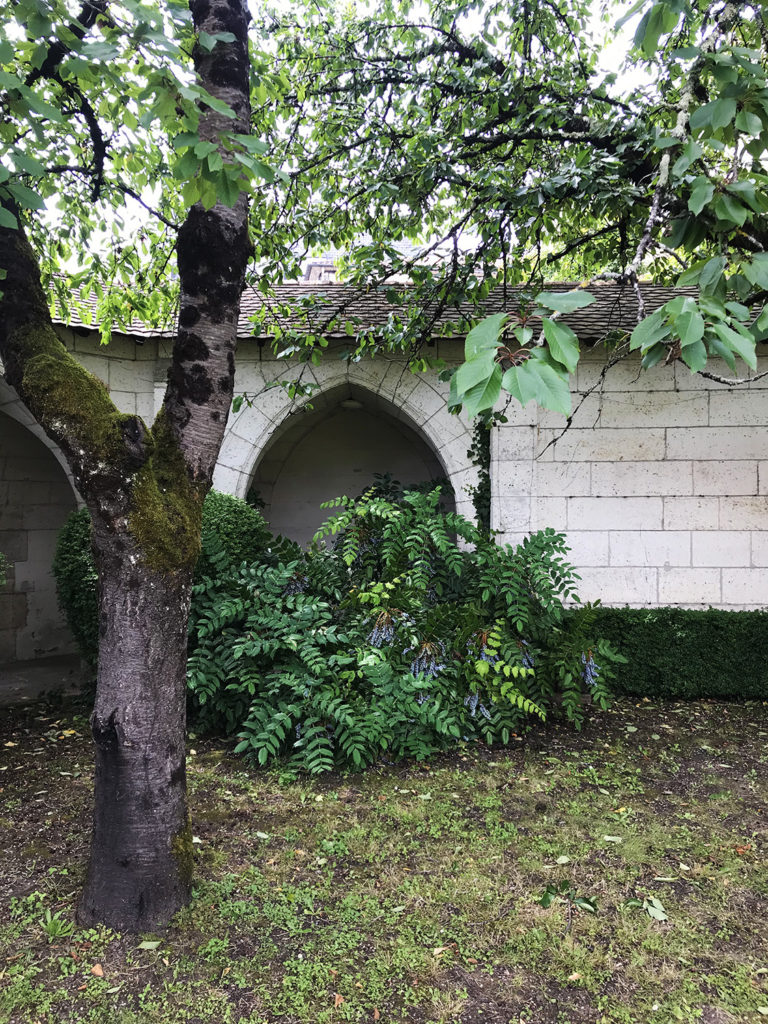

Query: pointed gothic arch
<box><xmin>213</xmin><ymin>361</ymin><xmax>478</xmax><ymax>544</ymax></box>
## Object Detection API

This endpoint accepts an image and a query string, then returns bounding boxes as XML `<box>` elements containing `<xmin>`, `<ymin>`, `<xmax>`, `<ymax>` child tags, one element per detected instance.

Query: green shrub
<box><xmin>591</xmin><ymin>606</ymin><xmax>768</xmax><ymax>700</ymax></box>
<box><xmin>53</xmin><ymin>491</ymin><xmax>271</xmax><ymax>669</ymax></box>
<box><xmin>187</xmin><ymin>488</ymin><xmax>622</xmax><ymax>773</ymax></box>
<box><xmin>52</xmin><ymin>509</ymin><xmax>99</xmax><ymax>669</ymax></box>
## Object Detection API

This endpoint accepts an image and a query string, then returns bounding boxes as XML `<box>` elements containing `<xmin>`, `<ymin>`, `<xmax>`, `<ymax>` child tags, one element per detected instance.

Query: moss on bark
<box><xmin>129</xmin><ymin>409</ymin><xmax>205</xmax><ymax>575</ymax></box>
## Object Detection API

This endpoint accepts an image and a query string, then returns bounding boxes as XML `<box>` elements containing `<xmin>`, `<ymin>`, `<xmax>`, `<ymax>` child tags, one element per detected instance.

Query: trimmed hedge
<box><xmin>591</xmin><ymin>606</ymin><xmax>768</xmax><ymax>701</ymax></box>
<box><xmin>53</xmin><ymin>491</ymin><xmax>271</xmax><ymax>669</ymax></box>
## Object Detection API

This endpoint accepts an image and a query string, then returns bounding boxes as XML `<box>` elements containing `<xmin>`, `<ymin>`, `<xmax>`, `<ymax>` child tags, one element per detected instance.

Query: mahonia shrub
<box><xmin>187</xmin><ymin>488</ymin><xmax>623</xmax><ymax>773</ymax></box>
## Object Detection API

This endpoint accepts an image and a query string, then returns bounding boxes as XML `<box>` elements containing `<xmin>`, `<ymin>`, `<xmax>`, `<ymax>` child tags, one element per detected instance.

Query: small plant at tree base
<box><xmin>39</xmin><ymin>909</ymin><xmax>75</xmax><ymax>943</ymax></box>
<box><xmin>188</xmin><ymin>487</ymin><xmax>624</xmax><ymax>773</ymax></box>
<box><xmin>539</xmin><ymin>880</ymin><xmax>598</xmax><ymax>935</ymax></box>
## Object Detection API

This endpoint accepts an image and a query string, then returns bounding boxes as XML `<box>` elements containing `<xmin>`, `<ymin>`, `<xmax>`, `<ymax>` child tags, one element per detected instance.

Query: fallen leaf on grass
<box><xmin>373</xmin><ymin>1010</ymin><xmax>381</xmax><ymax>1021</ymax></box>
<box><xmin>334</xmin><ymin>993</ymin><xmax>345</xmax><ymax>1008</ymax></box>
<box><xmin>91</xmin><ymin>964</ymin><xmax>104</xmax><ymax>977</ymax></box>
<box><xmin>137</xmin><ymin>941</ymin><xmax>160</xmax><ymax>950</ymax></box>
<box><xmin>603</xmin><ymin>835</ymin><xmax>623</xmax><ymax>844</ymax></box>
<box><xmin>568</xmin><ymin>972</ymin><xmax>582</xmax><ymax>981</ymax></box>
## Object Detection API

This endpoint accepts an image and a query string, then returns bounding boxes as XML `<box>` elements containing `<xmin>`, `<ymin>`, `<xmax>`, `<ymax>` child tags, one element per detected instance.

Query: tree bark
<box><xmin>77</xmin><ymin>523</ymin><xmax>194</xmax><ymax>931</ymax></box>
<box><xmin>1</xmin><ymin>0</ymin><xmax>252</xmax><ymax>932</ymax></box>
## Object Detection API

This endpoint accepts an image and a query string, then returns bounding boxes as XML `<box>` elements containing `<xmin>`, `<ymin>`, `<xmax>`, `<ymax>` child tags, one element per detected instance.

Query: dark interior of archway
<box><xmin>248</xmin><ymin>397</ymin><xmax>455</xmax><ymax>546</ymax></box>
<box><xmin>0</xmin><ymin>411</ymin><xmax>78</xmax><ymax>665</ymax></box>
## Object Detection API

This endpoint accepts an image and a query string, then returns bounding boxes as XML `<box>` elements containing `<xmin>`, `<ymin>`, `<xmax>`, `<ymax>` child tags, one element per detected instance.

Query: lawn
<box><xmin>0</xmin><ymin>697</ymin><xmax>766</xmax><ymax>1024</ymax></box>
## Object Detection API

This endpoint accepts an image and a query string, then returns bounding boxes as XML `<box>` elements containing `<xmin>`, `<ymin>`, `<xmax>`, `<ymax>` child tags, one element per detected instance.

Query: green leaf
<box><xmin>689</xmin><ymin>97</ymin><xmax>736</xmax><ymax>133</ymax></box>
<box><xmin>672</xmin><ymin>306</ymin><xmax>704</xmax><ymax>348</ymax></box>
<box><xmin>707</xmin><ymin>336</ymin><xmax>736</xmax><ymax>372</ymax></box>
<box><xmin>137</xmin><ymin>940</ymin><xmax>161</xmax><ymax>950</ymax></box>
<box><xmin>542</xmin><ymin>318</ymin><xmax>580</xmax><ymax>373</ymax></box>
<box><xmin>713</xmin><ymin>193</ymin><xmax>748</xmax><ymax>227</ymax></box>
<box><xmin>712</xmin><ymin>321</ymin><xmax>757</xmax><ymax>369</ymax></box>
<box><xmin>699</xmin><ymin>256</ymin><xmax>727</xmax><ymax>292</ymax></box>
<box><xmin>687</xmin><ymin>176</ymin><xmax>714</xmax><ymax>215</ymax></box>
<box><xmin>743</xmin><ymin>254</ymin><xmax>768</xmax><ymax>290</ymax></box>
<box><xmin>464</xmin><ymin>312</ymin><xmax>507</xmax><ymax>359</ymax></box>
<box><xmin>461</xmin><ymin>364</ymin><xmax>502</xmax><ymax>418</ymax></box>
<box><xmin>0</xmin><ymin>206</ymin><xmax>19</xmax><ymax>230</ymax></box>
<box><xmin>734</xmin><ymin>109</ymin><xmax>763</xmax><ymax>136</ymax></box>
<box><xmin>504</xmin><ymin>352</ymin><xmax>571</xmax><ymax>416</ymax></box>
<box><xmin>680</xmin><ymin>339</ymin><xmax>707</xmax><ymax>372</ymax></box>
<box><xmin>454</xmin><ymin>352</ymin><xmax>497</xmax><ymax>395</ymax></box>
<box><xmin>629</xmin><ymin>310</ymin><xmax>670</xmax><ymax>351</ymax></box>
<box><xmin>536</xmin><ymin>290</ymin><xmax>594</xmax><ymax>314</ymax></box>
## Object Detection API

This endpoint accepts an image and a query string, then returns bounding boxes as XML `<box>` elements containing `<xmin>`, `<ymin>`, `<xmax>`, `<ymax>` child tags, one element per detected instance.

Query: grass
<box><xmin>0</xmin><ymin>697</ymin><xmax>766</xmax><ymax>1024</ymax></box>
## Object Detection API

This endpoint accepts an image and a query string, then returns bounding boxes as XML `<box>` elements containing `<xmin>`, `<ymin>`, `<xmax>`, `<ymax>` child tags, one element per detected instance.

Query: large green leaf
<box><xmin>464</xmin><ymin>313</ymin><xmax>507</xmax><ymax>359</ymax></box>
<box><xmin>629</xmin><ymin>310</ymin><xmax>670</xmax><ymax>351</ymax></box>
<box><xmin>461</xmin><ymin>364</ymin><xmax>502</xmax><ymax>418</ymax></box>
<box><xmin>542</xmin><ymin>318</ymin><xmax>580</xmax><ymax>373</ymax></box>
<box><xmin>711</xmin><ymin>322</ymin><xmax>757</xmax><ymax>369</ymax></box>
<box><xmin>503</xmin><ymin>352</ymin><xmax>571</xmax><ymax>416</ymax></box>
<box><xmin>536</xmin><ymin>290</ymin><xmax>595</xmax><ymax>314</ymax></box>
<box><xmin>454</xmin><ymin>351</ymin><xmax>497</xmax><ymax>396</ymax></box>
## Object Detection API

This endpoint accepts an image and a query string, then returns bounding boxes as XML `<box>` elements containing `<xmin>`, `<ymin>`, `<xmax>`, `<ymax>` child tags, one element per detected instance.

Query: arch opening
<box><xmin>0</xmin><ymin>409</ymin><xmax>79</xmax><ymax>667</ymax></box>
<box><xmin>248</xmin><ymin>383</ymin><xmax>456</xmax><ymax>545</ymax></box>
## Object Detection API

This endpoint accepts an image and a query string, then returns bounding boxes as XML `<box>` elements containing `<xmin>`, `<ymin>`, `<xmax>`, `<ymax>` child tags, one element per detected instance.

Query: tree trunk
<box><xmin>77</xmin><ymin>521</ymin><xmax>194</xmax><ymax>930</ymax></box>
<box><xmin>1</xmin><ymin>0</ymin><xmax>251</xmax><ymax>932</ymax></box>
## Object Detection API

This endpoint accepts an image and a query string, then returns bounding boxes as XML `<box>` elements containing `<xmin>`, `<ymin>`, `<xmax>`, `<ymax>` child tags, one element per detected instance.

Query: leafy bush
<box><xmin>53</xmin><ymin>491</ymin><xmax>271</xmax><ymax>669</ymax></box>
<box><xmin>591</xmin><ymin>606</ymin><xmax>768</xmax><ymax>700</ymax></box>
<box><xmin>52</xmin><ymin>509</ymin><xmax>99</xmax><ymax>669</ymax></box>
<box><xmin>187</xmin><ymin>488</ymin><xmax>622</xmax><ymax>773</ymax></box>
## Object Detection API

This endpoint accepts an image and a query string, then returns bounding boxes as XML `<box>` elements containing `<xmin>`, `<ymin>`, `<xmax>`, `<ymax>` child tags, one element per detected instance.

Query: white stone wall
<box><xmin>4</xmin><ymin>324</ymin><xmax>766</xmax><ymax>673</ymax></box>
<box><xmin>491</xmin><ymin>347</ymin><xmax>768</xmax><ymax>609</ymax></box>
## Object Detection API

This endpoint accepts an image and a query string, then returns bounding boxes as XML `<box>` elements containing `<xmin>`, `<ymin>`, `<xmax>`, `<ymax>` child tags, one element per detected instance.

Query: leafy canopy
<box><xmin>2</xmin><ymin>0</ymin><xmax>767</xmax><ymax>414</ymax></box>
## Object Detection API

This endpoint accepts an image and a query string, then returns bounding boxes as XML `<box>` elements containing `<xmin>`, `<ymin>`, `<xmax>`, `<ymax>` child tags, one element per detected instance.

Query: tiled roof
<box><xmin>55</xmin><ymin>281</ymin><xmax>697</xmax><ymax>343</ymax></box>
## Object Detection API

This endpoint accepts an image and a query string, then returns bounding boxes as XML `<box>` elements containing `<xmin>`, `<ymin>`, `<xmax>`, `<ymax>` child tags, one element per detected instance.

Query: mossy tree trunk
<box><xmin>0</xmin><ymin>0</ymin><xmax>251</xmax><ymax>932</ymax></box>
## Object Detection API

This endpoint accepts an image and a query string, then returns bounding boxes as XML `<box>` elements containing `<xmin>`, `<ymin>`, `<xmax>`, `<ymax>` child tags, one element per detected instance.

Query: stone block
<box><xmin>591</xmin><ymin>461</ymin><xmax>692</xmax><ymax>497</ymax></box>
<box><xmin>691</xmin><ymin>530</ymin><xmax>750</xmax><ymax>567</ymax></box>
<box><xmin>609</xmin><ymin>530</ymin><xmax>690</xmax><ymax>567</ymax></box>
<box><xmin>576</xmin><ymin>567</ymin><xmax>657</xmax><ymax>605</ymax></box>
<box><xmin>0</xmin><ymin>592</ymin><xmax>27</xmax><ymax>630</ymax></box>
<box><xmin>693</xmin><ymin>461</ymin><xmax>757</xmax><ymax>496</ymax></box>
<box><xmin>667</xmin><ymin>427</ymin><xmax>764</xmax><ymax>461</ymax></box>
<box><xmin>721</xmin><ymin>568</ymin><xmax>768</xmax><ymax>607</ymax></box>
<box><xmin>663</xmin><ymin>496</ymin><xmax>719</xmax><ymax>530</ymax></box>
<box><xmin>493</xmin><ymin>461</ymin><xmax>534</xmax><ymax>498</ymax></box>
<box><xmin>211</xmin><ymin>463</ymin><xmax>248</xmax><ymax>498</ymax></box>
<box><xmin>492</xmin><ymin>496</ymin><xmax>531</xmax><ymax>533</ymax></box>
<box><xmin>0</xmin><ymin>530</ymin><xmax>28</xmax><ymax>562</ymax></box>
<box><xmin>109</xmin><ymin>359</ymin><xmax>153</xmax><ymax>392</ymax></box>
<box><xmin>720</xmin><ymin>496</ymin><xmax>768</xmax><ymax>530</ymax></box>
<box><xmin>673</xmin><ymin>358</ymin><xmax>735</xmax><ymax>390</ymax></box>
<box><xmin>750</xmin><ymin>533</ymin><xmax>768</xmax><ymax>566</ymax></box>
<box><xmin>536</xmin><ymin>392</ymin><xmax>603</xmax><ymax>429</ymax></box>
<box><xmin>110</xmin><ymin>391</ymin><xmax>137</xmax><ymax>415</ymax></box>
<box><xmin>494</xmin><ymin>424</ymin><xmax>536</xmax><ymax>462</ymax></box>
<box><xmin>533</xmin><ymin>462</ymin><xmax>591</xmax><ymax>497</ymax></box>
<box><xmin>534</xmin><ymin>427</ymin><xmax>665</xmax><ymax>463</ymax></box>
<box><xmin>568</xmin><ymin>497</ymin><xmax>663</xmax><ymax>531</ymax></box>
<box><xmin>658</xmin><ymin>567</ymin><xmax>721</xmax><ymax>605</ymax></box>
<box><xmin>600</xmin><ymin>391</ymin><xmax>707</xmax><ymax>428</ymax></box>
<box><xmin>579</xmin><ymin>356</ymin><xmax>675</xmax><ymax>392</ymax></box>
<box><xmin>531</xmin><ymin>497</ymin><xmax>568</xmax><ymax>531</ymax></box>
<box><xmin>709</xmin><ymin>390</ymin><xmax>768</xmax><ymax>426</ymax></box>
<box><xmin>564</xmin><ymin>530</ymin><xmax>610</xmax><ymax>566</ymax></box>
